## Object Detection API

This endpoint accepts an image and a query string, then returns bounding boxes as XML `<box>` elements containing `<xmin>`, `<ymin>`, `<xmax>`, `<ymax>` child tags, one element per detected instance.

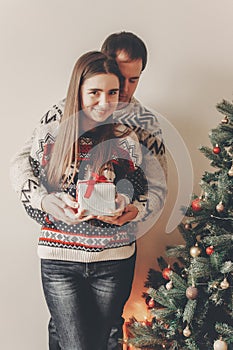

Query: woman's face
<box><xmin>80</xmin><ymin>73</ymin><xmax>119</xmax><ymax>130</ymax></box>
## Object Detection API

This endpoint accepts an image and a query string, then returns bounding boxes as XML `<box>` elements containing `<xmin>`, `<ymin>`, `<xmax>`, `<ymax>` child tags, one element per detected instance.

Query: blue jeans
<box><xmin>41</xmin><ymin>253</ymin><xmax>136</xmax><ymax>350</ymax></box>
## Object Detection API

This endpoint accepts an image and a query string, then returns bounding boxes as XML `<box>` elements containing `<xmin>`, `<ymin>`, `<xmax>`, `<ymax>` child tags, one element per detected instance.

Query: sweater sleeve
<box><xmin>117</xmin><ymin>108</ymin><xmax>168</xmax><ymax>222</ymax></box>
<box><xmin>10</xmin><ymin>102</ymin><xmax>63</xmax><ymax>224</ymax></box>
<box><xmin>10</xmin><ymin>128</ymin><xmax>48</xmax><ymax>211</ymax></box>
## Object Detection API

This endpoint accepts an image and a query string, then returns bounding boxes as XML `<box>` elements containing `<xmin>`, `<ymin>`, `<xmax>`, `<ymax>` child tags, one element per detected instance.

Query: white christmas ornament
<box><xmin>166</xmin><ymin>281</ymin><xmax>173</xmax><ymax>290</ymax></box>
<box><xmin>183</xmin><ymin>325</ymin><xmax>191</xmax><ymax>337</ymax></box>
<box><xmin>220</xmin><ymin>278</ymin><xmax>230</xmax><ymax>290</ymax></box>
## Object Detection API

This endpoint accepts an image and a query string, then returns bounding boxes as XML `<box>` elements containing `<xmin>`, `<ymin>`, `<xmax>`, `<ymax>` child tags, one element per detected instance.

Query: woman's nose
<box><xmin>98</xmin><ymin>93</ymin><xmax>109</xmax><ymax>105</ymax></box>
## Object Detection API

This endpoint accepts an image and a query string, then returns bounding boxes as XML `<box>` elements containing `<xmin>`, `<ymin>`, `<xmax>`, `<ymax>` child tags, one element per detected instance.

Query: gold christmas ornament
<box><xmin>186</xmin><ymin>286</ymin><xmax>198</xmax><ymax>300</ymax></box>
<box><xmin>190</xmin><ymin>244</ymin><xmax>202</xmax><ymax>258</ymax></box>
<box><xmin>216</xmin><ymin>201</ymin><xmax>225</xmax><ymax>213</ymax></box>
<box><xmin>220</xmin><ymin>278</ymin><xmax>230</xmax><ymax>290</ymax></box>
<box><xmin>214</xmin><ymin>339</ymin><xmax>228</xmax><ymax>350</ymax></box>
<box><xmin>183</xmin><ymin>325</ymin><xmax>191</xmax><ymax>337</ymax></box>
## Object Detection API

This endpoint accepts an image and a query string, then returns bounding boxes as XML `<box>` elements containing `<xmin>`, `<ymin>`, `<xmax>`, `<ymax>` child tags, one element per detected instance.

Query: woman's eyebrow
<box><xmin>87</xmin><ymin>88</ymin><xmax>120</xmax><ymax>91</ymax></box>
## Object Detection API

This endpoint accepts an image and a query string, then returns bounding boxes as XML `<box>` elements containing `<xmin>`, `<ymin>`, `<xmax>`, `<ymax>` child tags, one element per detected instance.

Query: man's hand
<box><xmin>97</xmin><ymin>204</ymin><xmax>139</xmax><ymax>226</ymax></box>
<box><xmin>41</xmin><ymin>192</ymin><xmax>94</xmax><ymax>225</ymax></box>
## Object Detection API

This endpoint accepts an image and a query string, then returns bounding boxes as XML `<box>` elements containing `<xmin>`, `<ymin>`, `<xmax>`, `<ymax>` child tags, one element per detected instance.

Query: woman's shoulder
<box><xmin>40</xmin><ymin>99</ymin><xmax>65</xmax><ymax>126</ymax></box>
<box><xmin>33</xmin><ymin>99</ymin><xmax>65</xmax><ymax>139</ymax></box>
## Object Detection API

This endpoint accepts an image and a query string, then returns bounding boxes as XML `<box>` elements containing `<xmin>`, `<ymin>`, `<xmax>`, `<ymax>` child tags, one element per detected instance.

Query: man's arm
<box><xmin>113</xmin><ymin>100</ymin><xmax>168</xmax><ymax>222</ymax></box>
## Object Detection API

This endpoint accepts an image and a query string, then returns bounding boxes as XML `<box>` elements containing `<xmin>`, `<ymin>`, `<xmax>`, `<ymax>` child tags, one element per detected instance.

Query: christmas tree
<box><xmin>126</xmin><ymin>100</ymin><xmax>233</xmax><ymax>350</ymax></box>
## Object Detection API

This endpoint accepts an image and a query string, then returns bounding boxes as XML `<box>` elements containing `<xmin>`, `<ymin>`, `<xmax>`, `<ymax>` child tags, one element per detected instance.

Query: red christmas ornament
<box><xmin>213</xmin><ymin>145</ymin><xmax>221</xmax><ymax>154</ymax></box>
<box><xmin>206</xmin><ymin>246</ymin><xmax>214</xmax><ymax>255</ymax></box>
<box><xmin>148</xmin><ymin>298</ymin><xmax>155</xmax><ymax>308</ymax></box>
<box><xmin>162</xmin><ymin>267</ymin><xmax>172</xmax><ymax>280</ymax></box>
<box><xmin>191</xmin><ymin>198</ymin><xmax>202</xmax><ymax>212</ymax></box>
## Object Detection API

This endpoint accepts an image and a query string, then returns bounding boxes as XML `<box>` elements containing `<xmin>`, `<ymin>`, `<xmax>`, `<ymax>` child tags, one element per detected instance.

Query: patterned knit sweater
<box><xmin>10</xmin><ymin>99</ymin><xmax>167</xmax><ymax>262</ymax></box>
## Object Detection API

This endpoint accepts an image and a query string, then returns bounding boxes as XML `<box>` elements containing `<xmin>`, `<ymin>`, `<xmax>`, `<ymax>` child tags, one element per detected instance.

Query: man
<box><xmin>101</xmin><ymin>32</ymin><xmax>167</xmax><ymax>350</ymax></box>
<box><xmin>10</xmin><ymin>32</ymin><xmax>167</xmax><ymax>350</ymax></box>
<box><xmin>101</xmin><ymin>31</ymin><xmax>147</xmax><ymax>104</ymax></box>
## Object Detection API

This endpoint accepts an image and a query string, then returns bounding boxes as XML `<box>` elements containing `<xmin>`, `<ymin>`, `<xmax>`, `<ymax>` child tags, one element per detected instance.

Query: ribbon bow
<box><xmin>84</xmin><ymin>173</ymin><xmax>108</xmax><ymax>198</ymax></box>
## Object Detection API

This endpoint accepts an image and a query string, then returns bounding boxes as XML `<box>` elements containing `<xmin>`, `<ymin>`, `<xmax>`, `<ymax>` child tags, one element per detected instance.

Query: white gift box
<box><xmin>77</xmin><ymin>180</ymin><xmax>116</xmax><ymax>216</ymax></box>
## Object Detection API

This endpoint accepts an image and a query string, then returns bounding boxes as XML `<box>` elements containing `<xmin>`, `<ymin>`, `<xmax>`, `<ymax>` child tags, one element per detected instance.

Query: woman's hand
<box><xmin>41</xmin><ymin>192</ymin><xmax>95</xmax><ymax>225</ymax></box>
<box><xmin>97</xmin><ymin>203</ymin><xmax>139</xmax><ymax>226</ymax></box>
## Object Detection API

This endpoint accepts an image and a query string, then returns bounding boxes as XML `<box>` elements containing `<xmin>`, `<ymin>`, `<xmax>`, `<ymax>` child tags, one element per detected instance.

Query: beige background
<box><xmin>1</xmin><ymin>0</ymin><xmax>233</xmax><ymax>348</ymax></box>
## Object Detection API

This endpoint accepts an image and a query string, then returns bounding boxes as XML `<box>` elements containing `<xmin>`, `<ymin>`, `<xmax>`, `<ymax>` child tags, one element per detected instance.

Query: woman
<box><xmin>11</xmin><ymin>51</ymin><xmax>146</xmax><ymax>350</ymax></box>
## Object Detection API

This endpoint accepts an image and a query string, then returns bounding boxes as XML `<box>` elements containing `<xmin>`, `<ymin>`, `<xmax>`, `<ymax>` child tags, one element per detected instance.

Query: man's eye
<box><xmin>89</xmin><ymin>91</ymin><xmax>98</xmax><ymax>95</ymax></box>
<box><xmin>109</xmin><ymin>90</ymin><xmax>119</xmax><ymax>95</ymax></box>
<box><xmin>129</xmin><ymin>79</ymin><xmax>138</xmax><ymax>84</ymax></box>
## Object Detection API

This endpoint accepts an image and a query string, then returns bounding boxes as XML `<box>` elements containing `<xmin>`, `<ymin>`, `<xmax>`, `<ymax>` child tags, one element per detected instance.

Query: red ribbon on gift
<box><xmin>83</xmin><ymin>173</ymin><xmax>109</xmax><ymax>198</ymax></box>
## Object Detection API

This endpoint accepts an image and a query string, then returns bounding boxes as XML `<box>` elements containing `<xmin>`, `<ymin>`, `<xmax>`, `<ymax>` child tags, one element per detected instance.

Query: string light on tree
<box><xmin>147</xmin><ymin>298</ymin><xmax>155</xmax><ymax>308</ymax></box>
<box><xmin>221</xmin><ymin>116</ymin><xmax>229</xmax><ymax>124</ymax></box>
<box><xmin>184</xmin><ymin>222</ymin><xmax>192</xmax><ymax>230</ymax></box>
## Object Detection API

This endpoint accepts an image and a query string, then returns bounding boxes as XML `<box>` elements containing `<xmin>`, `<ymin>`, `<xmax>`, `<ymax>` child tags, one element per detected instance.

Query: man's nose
<box><xmin>121</xmin><ymin>79</ymin><xmax>129</xmax><ymax>94</ymax></box>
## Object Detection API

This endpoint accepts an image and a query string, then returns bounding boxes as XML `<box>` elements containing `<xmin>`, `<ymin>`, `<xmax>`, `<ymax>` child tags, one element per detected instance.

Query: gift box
<box><xmin>77</xmin><ymin>176</ymin><xmax>116</xmax><ymax>216</ymax></box>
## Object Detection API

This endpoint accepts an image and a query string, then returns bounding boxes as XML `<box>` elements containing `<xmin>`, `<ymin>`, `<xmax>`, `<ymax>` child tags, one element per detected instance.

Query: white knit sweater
<box><xmin>10</xmin><ymin>98</ymin><xmax>167</xmax><ymax>262</ymax></box>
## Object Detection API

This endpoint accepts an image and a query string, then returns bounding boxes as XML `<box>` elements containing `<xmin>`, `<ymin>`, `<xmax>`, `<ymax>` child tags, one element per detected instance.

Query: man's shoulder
<box><xmin>132</xmin><ymin>97</ymin><xmax>158</xmax><ymax>117</ymax></box>
<box><xmin>114</xmin><ymin>97</ymin><xmax>162</xmax><ymax>136</ymax></box>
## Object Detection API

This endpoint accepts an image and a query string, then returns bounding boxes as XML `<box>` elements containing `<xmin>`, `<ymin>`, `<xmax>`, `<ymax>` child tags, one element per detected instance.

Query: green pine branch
<box><xmin>166</xmin><ymin>245</ymin><xmax>189</xmax><ymax>260</ymax></box>
<box><xmin>127</xmin><ymin>99</ymin><xmax>233</xmax><ymax>350</ymax></box>
<box><xmin>188</xmin><ymin>257</ymin><xmax>211</xmax><ymax>282</ymax></box>
<box><xmin>183</xmin><ymin>299</ymin><xmax>197</xmax><ymax>323</ymax></box>
<box><xmin>216</xmin><ymin>99</ymin><xmax>233</xmax><ymax>119</ymax></box>
<box><xmin>170</xmin><ymin>272</ymin><xmax>188</xmax><ymax>290</ymax></box>
<box><xmin>220</xmin><ymin>261</ymin><xmax>233</xmax><ymax>274</ymax></box>
<box><xmin>215</xmin><ymin>322</ymin><xmax>233</xmax><ymax>343</ymax></box>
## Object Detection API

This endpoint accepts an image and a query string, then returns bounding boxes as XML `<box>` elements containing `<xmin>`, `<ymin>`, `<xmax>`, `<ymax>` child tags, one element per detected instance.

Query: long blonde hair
<box><xmin>46</xmin><ymin>51</ymin><xmax>124</xmax><ymax>188</ymax></box>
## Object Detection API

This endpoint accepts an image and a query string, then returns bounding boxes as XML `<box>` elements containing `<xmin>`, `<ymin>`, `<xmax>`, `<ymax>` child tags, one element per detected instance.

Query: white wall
<box><xmin>1</xmin><ymin>0</ymin><xmax>233</xmax><ymax>348</ymax></box>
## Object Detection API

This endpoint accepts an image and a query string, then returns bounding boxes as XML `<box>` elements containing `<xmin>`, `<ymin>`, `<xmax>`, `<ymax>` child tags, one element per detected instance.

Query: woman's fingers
<box><xmin>55</xmin><ymin>192</ymin><xmax>79</xmax><ymax>209</ymax></box>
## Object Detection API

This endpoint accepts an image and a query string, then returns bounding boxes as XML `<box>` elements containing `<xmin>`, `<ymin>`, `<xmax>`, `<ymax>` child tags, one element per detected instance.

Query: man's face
<box><xmin>115</xmin><ymin>51</ymin><xmax>143</xmax><ymax>103</ymax></box>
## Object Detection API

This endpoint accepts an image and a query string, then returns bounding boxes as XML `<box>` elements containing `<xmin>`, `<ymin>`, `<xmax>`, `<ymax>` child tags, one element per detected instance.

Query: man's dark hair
<box><xmin>101</xmin><ymin>31</ymin><xmax>147</xmax><ymax>71</ymax></box>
